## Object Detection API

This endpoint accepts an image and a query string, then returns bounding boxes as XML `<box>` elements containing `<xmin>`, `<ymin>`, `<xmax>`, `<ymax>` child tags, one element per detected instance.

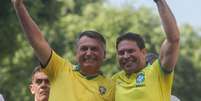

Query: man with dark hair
<box><xmin>12</xmin><ymin>0</ymin><xmax>114</xmax><ymax>101</ymax></box>
<box><xmin>29</xmin><ymin>66</ymin><xmax>50</xmax><ymax>101</ymax></box>
<box><xmin>113</xmin><ymin>0</ymin><xmax>180</xmax><ymax>101</ymax></box>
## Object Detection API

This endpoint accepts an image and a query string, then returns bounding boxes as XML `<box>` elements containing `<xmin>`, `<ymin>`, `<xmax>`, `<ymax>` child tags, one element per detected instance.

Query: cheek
<box><xmin>95</xmin><ymin>51</ymin><xmax>104</xmax><ymax>58</ymax></box>
<box><xmin>36</xmin><ymin>86</ymin><xmax>41</xmax><ymax>92</ymax></box>
<box><xmin>32</xmin><ymin>86</ymin><xmax>40</xmax><ymax>96</ymax></box>
<box><xmin>118</xmin><ymin>58</ymin><xmax>124</xmax><ymax>64</ymax></box>
<box><xmin>76</xmin><ymin>52</ymin><xmax>83</xmax><ymax>60</ymax></box>
<box><xmin>117</xmin><ymin>56</ymin><xmax>122</xmax><ymax>61</ymax></box>
<box><xmin>75</xmin><ymin>54</ymin><xmax>79</xmax><ymax>60</ymax></box>
<box><xmin>100</xmin><ymin>52</ymin><xmax>105</xmax><ymax>59</ymax></box>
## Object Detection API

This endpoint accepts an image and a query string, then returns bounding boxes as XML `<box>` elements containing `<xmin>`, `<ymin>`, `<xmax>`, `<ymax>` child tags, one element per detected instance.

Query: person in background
<box><xmin>171</xmin><ymin>95</ymin><xmax>180</xmax><ymax>101</ymax></box>
<box><xmin>0</xmin><ymin>94</ymin><xmax>5</xmax><ymax>101</ymax></box>
<box><xmin>29</xmin><ymin>66</ymin><xmax>50</xmax><ymax>101</ymax></box>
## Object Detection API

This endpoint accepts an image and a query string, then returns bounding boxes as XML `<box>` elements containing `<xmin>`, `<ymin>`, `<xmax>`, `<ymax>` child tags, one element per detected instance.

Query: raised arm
<box><xmin>12</xmin><ymin>0</ymin><xmax>51</xmax><ymax>66</ymax></box>
<box><xmin>154</xmin><ymin>0</ymin><xmax>180</xmax><ymax>72</ymax></box>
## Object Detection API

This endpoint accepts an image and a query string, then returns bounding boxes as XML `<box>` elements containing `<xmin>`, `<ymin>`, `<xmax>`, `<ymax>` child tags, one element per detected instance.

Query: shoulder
<box><xmin>112</xmin><ymin>71</ymin><xmax>124</xmax><ymax>81</ymax></box>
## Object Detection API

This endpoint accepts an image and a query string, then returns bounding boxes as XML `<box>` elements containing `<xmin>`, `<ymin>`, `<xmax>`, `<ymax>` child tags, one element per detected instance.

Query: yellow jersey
<box><xmin>112</xmin><ymin>59</ymin><xmax>173</xmax><ymax>101</ymax></box>
<box><xmin>43</xmin><ymin>51</ymin><xmax>115</xmax><ymax>101</ymax></box>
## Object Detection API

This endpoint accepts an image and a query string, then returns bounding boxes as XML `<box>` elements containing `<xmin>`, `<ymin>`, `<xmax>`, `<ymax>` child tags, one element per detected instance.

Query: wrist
<box><xmin>153</xmin><ymin>0</ymin><xmax>159</xmax><ymax>3</ymax></box>
<box><xmin>14</xmin><ymin>2</ymin><xmax>24</xmax><ymax>10</ymax></box>
<box><xmin>12</xmin><ymin>1</ymin><xmax>23</xmax><ymax>9</ymax></box>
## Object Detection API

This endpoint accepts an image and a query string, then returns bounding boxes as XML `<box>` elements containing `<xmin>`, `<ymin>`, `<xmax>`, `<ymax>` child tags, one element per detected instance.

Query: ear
<box><xmin>141</xmin><ymin>48</ymin><xmax>147</xmax><ymax>56</ymax></box>
<box><xmin>103</xmin><ymin>50</ymin><xmax>106</xmax><ymax>59</ymax></box>
<box><xmin>29</xmin><ymin>84</ymin><xmax>35</xmax><ymax>94</ymax></box>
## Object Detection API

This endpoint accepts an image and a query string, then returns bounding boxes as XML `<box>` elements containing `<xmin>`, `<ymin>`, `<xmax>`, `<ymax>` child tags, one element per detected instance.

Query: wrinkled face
<box><xmin>76</xmin><ymin>36</ymin><xmax>105</xmax><ymax>71</ymax></box>
<box><xmin>117</xmin><ymin>40</ymin><xmax>146</xmax><ymax>74</ymax></box>
<box><xmin>30</xmin><ymin>72</ymin><xmax>50</xmax><ymax>101</ymax></box>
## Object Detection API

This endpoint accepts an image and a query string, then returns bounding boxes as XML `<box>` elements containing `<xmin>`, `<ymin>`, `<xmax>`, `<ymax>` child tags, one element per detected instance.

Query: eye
<box><xmin>80</xmin><ymin>46</ymin><xmax>88</xmax><ymax>51</ymax></box>
<box><xmin>35</xmin><ymin>79</ymin><xmax>49</xmax><ymax>85</ymax></box>
<box><xmin>127</xmin><ymin>49</ymin><xmax>134</xmax><ymax>54</ymax></box>
<box><xmin>118</xmin><ymin>50</ymin><xmax>124</xmax><ymax>56</ymax></box>
<box><xmin>91</xmin><ymin>47</ymin><xmax>97</xmax><ymax>51</ymax></box>
<box><xmin>35</xmin><ymin>79</ymin><xmax>43</xmax><ymax>85</ymax></box>
<box><xmin>44</xmin><ymin>79</ymin><xmax>50</xmax><ymax>84</ymax></box>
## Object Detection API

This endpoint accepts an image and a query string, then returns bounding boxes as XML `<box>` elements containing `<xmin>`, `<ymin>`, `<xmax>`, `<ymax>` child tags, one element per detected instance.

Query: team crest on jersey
<box><xmin>136</xmin><ymin>72</ymin><xmax>145</xmax><ymax>87</ymax></box>
<box><xmin>99</xmin><ymin>86</ymin><xmax>106</xmax><ymax>95</ymax></box>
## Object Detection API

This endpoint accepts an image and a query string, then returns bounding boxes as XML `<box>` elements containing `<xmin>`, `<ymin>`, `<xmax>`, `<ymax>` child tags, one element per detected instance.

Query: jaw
<box><xmin>38</xmin><ymin>89</ymin><xmax>49</xmax><ymax>101</ymax></box>
<box><xmin>80</xmin><ymin>56</ymin><xmax>103</xmax><ymax>70</ymax></box>
<box><xmin>81</xmin><ymin>60</ymin><xmax>99</xmax><ymax>68</ymax></box>
<box><xmin>38</xmin><ymin>93</ymin><xmax>49</xmax><ymax>101</ymax></box>
<box><xmin>80</xmin><ymin>62</ymin><xmax>101</xmax><ymax>75</ymax></box>
<box><xmin>120</xmin><ymin>56</ymin><xmax>147</xmax><ymax>74</ymax></box>
<box><xmin>121</xmin><ymin>60</ymin><xmax>142</xmax><ymax>74</ymax></box>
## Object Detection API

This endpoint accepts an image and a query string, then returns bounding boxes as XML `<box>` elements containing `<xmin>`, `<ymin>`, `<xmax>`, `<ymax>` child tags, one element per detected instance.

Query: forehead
<box><xmin>33</xmin><ymin>72</ymin><xmax>48</xmax><ymax>80</ymax></box>
<box><xmin>77</xmin><ymin>36</ymin><xmax>103</xmax><ymax>47</ymax></box>
<box><xmin>117</xmin><ymin>40</ymin><xmax>139</xmax><ymax>50</ymax></box>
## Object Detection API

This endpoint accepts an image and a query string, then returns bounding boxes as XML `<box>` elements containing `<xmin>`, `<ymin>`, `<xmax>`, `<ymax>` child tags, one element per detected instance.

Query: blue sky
<box><xmin>107</xmin><ymin>0</ymin><xmax>201</xmax><ymax>29</ymax></box>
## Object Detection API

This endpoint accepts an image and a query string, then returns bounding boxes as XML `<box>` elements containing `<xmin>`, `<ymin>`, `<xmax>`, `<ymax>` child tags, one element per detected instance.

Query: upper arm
<box><xmin>33</xmin><ymin>38</ymin><xmax>52</xmax><ymax>66</ymax></box>
<box><xmin>159</xmin><ymin>38</ymin><xmax>179</xmax><ymax>72</ymax></box>
<box><xmin>156</xmin><ymin>0</ymin><xmax>180</xmax><ymax>72</ymax></box>
<box><xmin>14</xmin><ymin>3</ymin><xmax>52</xmax><ymax>66</ymax></box>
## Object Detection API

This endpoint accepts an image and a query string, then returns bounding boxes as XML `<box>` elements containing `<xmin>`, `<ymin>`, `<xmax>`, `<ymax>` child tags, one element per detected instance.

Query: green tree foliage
<box><xmin>0</xmin><ymin>0</ymin><xmax>68</xmax><ymax>100</ymax></box>
<box><xmin>0</xmin><ymin>0</ymin><xmax>105</xmax><ymax>100</ymax></box>
<box><xmin>172</xmin><ymin>24</ymin><xmax>201</xmax><ymax>101</ymax></box>
<box><xmin>0</xmin><ymin>0</ymin><xmax>201</xmax><ymax>100</ymax></box>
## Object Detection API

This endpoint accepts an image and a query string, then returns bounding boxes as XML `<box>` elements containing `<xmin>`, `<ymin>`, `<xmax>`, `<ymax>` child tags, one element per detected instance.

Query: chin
<box><xmin>83</xmin><ymin>63</ymin><xmax>97</xmax><ymax>68</ymax></box>
<box><xmin>40</xmin><ymin>97</ymin><xmax>48</xmax><ymax>101</ymax></box>
<box><xmin>124</xmin><ymin>67</ymin><xmax>138</xmax><ymax>74</ymax></box>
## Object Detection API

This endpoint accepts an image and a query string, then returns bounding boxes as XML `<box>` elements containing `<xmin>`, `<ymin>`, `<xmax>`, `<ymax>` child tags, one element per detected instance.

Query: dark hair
<box><xmin>146</xmin><ymin>53</ymin><xmax>158</xmax><ymax>65</ymax></box>
<box><xmin>31</xmin><ymin>65</ymin><xmax>43</xmax><ymax>81</ymax></box>
<box><xmin>116</xmin><ymin>32</ymin><xmax>145</xmax><ymax>49</ymax></box>
<box><xmin>76</xmin><ymin>30</ymin><xmax>106</xmax><ymax>48</ymax></box>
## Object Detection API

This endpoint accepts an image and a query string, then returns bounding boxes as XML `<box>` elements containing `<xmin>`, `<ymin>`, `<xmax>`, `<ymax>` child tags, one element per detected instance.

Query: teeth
<box><xmin>84</xmin><ymin>57</ymin><xmax>96</xmax><ymax>62</ymax></box>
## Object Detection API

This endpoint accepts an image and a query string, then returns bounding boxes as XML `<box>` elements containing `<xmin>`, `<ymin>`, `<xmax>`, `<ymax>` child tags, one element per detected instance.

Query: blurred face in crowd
<box><xmin>30</xmin><ymin>71</ymin><xmax>50</xmax><ymax>101</ymax></box>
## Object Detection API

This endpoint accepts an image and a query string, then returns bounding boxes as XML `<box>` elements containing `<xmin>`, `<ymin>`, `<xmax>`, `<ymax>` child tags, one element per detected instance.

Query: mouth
<box><xmin>121</xmin><ymin>58</ymin><xmax>138</xmax><ymax>69</ymax></box>
<box><xmin>125</xmin><ymin>61</ymin><xmax>137</xmax><ymax>68</ymax></box>
<box><xmin>83</xmin><ymin>56</ymin><xmax>97</xmax><ymax>63</ymax></box>
<box><xmin>40</xmin><ymin>90</ymin><xmax>49</xmax><ymax>96</ymax></box>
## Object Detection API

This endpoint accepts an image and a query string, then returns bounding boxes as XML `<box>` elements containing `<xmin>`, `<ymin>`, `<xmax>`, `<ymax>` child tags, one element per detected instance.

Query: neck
<box><xmin>125</xmin><ymin>66</ymin><xmax>146</xmax><ymax>77</ymax></box>
<box><xmin>80</xmin><ymin>67</ymin><xmax>99</xmax><ymax>77</ymax></box>
<box><xmin>35</xmin><ymin>97</ymin><xmax>47</xmax><ymax>101</ymax></box>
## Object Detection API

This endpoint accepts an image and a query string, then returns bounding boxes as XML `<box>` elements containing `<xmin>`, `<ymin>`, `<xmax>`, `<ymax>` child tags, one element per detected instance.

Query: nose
<box><xmin>41</xmin><ymin>80</ymin><xmax>46</xmax><ymax>85</ymax></box>
<box><xmin>86</xmin><ymin>49</ymin><xmax>92</xmax><ymax>55</ymax></box>
<box><xmin>40</xmin><ymin>81</ymin><xmax>50</xmax><ymax>89</ymax></box>
<box><xmin>122</xmin><ymin>51</ymin><xmax>129</xmax><ymax>58</ymax></box>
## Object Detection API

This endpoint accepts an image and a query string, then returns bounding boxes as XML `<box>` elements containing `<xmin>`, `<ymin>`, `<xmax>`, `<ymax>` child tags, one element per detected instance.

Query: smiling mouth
<box><xmin>85</xmin><ymin>59</ymin><xmax>95</xmax><ymax>62</ymax></box>
<box><xmin>83</xmin><ymin>56</ymin><xmax>96</xmax><ymax>62</ymax></box>
<box><xmin>125</xmin><ymin>62</ymin><xmax>136</xmax><ymax>68</ymax></box>
<box><xmin>122</xmin><ymin>58</ymin><xmax>137</xmax><ymax>67</ymax></box>
<box><xmin>40</xmin><ymin>90</ymin><xmax>49</xmax><ymax>95</ymax></box>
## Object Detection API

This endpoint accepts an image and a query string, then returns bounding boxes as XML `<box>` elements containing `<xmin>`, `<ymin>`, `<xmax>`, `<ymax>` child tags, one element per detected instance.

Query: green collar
<box><xmin>73</xmin><ymin>64</ymin><xmax>103</xmax><ymax>80</ymax></box>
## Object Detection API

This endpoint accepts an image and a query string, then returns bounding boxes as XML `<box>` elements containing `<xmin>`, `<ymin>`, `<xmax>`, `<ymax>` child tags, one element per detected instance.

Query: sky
<box><xmin>107</xmin><ymin>0</ymin><xmax>201</xmax><ymax>29</ymax></box>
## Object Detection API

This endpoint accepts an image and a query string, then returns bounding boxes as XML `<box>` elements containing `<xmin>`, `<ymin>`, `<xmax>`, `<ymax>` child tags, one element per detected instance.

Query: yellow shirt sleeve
<box><xmin>42</xmin><ymin>50</ymin><xmax>72</xmax><ymax>82</ymax></box>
